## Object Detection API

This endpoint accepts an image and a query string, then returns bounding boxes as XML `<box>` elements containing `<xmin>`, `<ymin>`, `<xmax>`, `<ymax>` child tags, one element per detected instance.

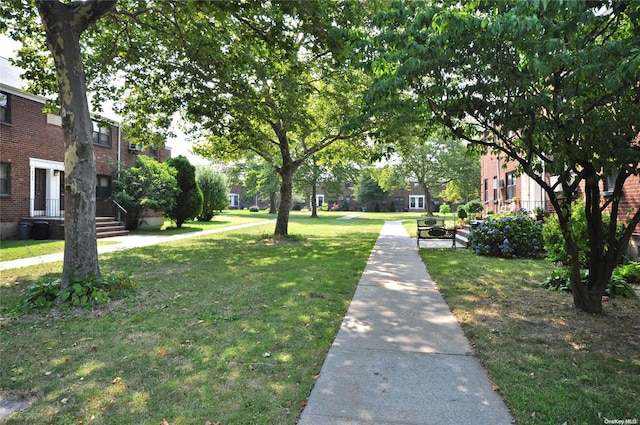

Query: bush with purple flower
<box><xmin>469</xmin><ymin>213</ymin><xmax>543</xmax><ymax>258</ymax></box>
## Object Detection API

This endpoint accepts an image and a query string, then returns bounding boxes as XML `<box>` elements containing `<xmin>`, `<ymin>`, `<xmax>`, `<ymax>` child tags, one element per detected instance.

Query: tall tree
<box><xmin>369</xmin><ymin>0</ymin><xmax>640</xmax><ymax>313</ymax></box>
<box><xmin>87</xmin><ymin>1</ymin><xmax>375</xmax><ymax>237</ymax></box>
<box><xmin>2</xmin><ymin>0</ymin><xmax>116</xmax><ymax>288</ymax></box>
<box><xmin>398</xmin><ymin>133</ymin><xmax>474</xmax><ymax>215</ymax></box>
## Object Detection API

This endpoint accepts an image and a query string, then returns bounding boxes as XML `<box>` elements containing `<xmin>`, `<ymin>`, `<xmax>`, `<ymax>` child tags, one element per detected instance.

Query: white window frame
<box><xmin>409</xmin><ymin>195</ymin><xmax>425</xmax><ymax>210</ymax></box>
<box><xmin>229</xmin><ymin>193</ymin><xmax>239</xmax><ymax>208</ymax></box>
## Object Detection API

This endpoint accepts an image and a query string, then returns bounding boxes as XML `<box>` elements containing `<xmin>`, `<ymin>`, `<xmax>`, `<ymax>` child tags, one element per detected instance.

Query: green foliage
<box><xmin>543</xmin><ymin>201</ymin><xmax>622</xmax><ymax>268</ymax></box>
<box><xmin>541</xmin><ymin>268</ymin><xmax>637</xmax><ymax>299</ymax></box>
<box><xmin>18</xmin><ymin>273</ymin><xmax>136</xmax><ymax>313</ymax></box>
<box><xmin>369</xmin><ymin>0</ymin><xmax>640</xmax><ymax>312</ymax></box>
<box><xmin>196</xmin><ymin>165</ymin><xmax>229</xmax><ymax>221</ymax></box>
<box><xmin>457</xmin><ymin>207</ymin><xmax>467</xmax><ymax>219</ymax></box>
<box><xmin>166</xmin><ymin>156</ymin><xmax>204</xmax><ymax>229</ymax></box>
<box><xmin>353</xmin><ymin>170</ymin><xmax>387</xmax><ymax>211</ymax></box>
<box><xmin>614</xmin><ymin>262</ymin><xmax>640</xmax><ymax>285</ymax></box>
<box><xmin>249</xmin><ymin>206</ymin><xmax>260</xmax><ymax>212</ymax></box>
<box><xmin>111</xmin><ymin>155</ymin><xmax>178</xmax><ymax>230</ymax></box>
<box><xmin>439</xmin><ymin>204</ymin><xmax>451</xmax><ymax>214</ymax></box>
<box><xmin>464</xmin><ymin>200</ymin><xmax>483</xmax><ymax>214</ymax></box>
<box><xmin>470</xmin><ymin>213</ymin><xmax>543</xmax><ymax>259</ymax></box>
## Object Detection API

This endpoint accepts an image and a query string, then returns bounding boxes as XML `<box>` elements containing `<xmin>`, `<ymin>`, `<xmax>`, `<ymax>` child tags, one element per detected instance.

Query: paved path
<box><xmin>0</xmin><ymin>220</ymin><xmax>274</xmax><ymax>271</ymax></box>
<box><xmin>298</xmin><ymin>221</ymin><xmax>513</xmax><ymax>425</ymax></box>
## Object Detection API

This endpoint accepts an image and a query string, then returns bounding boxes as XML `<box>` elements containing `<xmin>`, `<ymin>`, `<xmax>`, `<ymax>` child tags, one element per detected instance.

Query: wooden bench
<box><xmin>416</xmin><ymin>217</ymin><xmax>456</xmax><ymax>249</ymax></box>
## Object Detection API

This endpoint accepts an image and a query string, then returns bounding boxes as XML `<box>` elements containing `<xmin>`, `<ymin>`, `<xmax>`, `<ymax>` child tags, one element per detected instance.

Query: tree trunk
<box><xmin>424</xmin><ymin>185</ymin><xmax>433</xmax><ymax>216</ymax></box>
<box><xmin>275</xmin><ymin>165</ymin><xmax>294</xmax><ymax>237</ymax></box>
<box><xmin>36</xmin><ymin>0</ymin><xmax>116</xmax><ymax>288</ymax></box>
<box><xmin>311</xmin><ymin>183</ymin><xmax>318</xmax><ymax>218</ymax></box>
<box><xmin>268</xmin><ymin>192</ymin><xmax>277</xmax><ymax>214</ymax></box>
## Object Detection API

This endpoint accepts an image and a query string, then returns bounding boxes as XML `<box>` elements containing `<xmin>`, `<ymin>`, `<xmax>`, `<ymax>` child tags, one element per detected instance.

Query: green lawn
<box><xmin>0</xmin><ymin>211</ymin><xmax>274</xmax><ymax>262</ymax></box>
<box><xmin>2</xmin><ymin>213</ymin><xmax>636</xmax><ymax>424</ymax></box>
<box><xmin>421</xmin><ymin>248</ymin><xmax>640</xmax><ymax>425</ymax></box>
<box><xmin>0</xmin><ymin>213</ymin><xmax>386</xmax><ymax>425</ymax></box>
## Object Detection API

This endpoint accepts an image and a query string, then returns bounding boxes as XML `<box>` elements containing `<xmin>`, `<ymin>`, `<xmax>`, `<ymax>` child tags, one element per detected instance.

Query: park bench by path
<box><xmin>416</xmin><ymin>217</ymin><xmax>456</xmax><ymax>249</ymax></box>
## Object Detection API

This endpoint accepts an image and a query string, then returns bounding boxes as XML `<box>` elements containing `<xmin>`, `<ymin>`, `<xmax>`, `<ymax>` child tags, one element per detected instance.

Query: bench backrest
<box><xmin>417</xmin><ymin>217</ymin><xmax>445</xmax><ymax>228</ymax></box>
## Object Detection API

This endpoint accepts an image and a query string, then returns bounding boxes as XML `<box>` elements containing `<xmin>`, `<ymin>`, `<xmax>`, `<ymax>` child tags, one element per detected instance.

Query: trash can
<box><xmin>18</xmin><ymin>221</ymin><xmax>32</xmax><ymax>240</ymax></box>
<box><xmin>32</xmin><ymin>221</ymin><xmax>50</xmax><ymax>240</ymax></box>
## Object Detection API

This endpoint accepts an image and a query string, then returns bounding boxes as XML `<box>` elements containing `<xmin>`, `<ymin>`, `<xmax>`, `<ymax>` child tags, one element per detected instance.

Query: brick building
<box><xmin>0</xmin><ymin>57</ymin><xmax>171</xmax><ymax>239</ymax></box>
<box><xmin>480</xmin><ymin>151</ymin><xmax>640</xmax><ymax>260</ymax></box>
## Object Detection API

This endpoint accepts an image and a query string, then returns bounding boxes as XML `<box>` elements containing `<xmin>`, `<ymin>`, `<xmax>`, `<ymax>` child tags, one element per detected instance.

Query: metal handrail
<box><xmin>112</xmin><ymin>199</ymin><xmax>127</xmax><ymax>224</ymax></box>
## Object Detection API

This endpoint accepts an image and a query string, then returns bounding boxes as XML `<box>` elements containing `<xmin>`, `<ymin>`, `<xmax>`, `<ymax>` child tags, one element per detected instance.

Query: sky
<box><xmin>0</xmin><ymin>34</ymin><xmax>206</xmax><ymax>164</ymax></box>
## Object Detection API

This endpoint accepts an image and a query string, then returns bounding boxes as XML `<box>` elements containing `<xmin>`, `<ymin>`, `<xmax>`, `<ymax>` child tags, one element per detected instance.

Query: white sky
<box><xmin>0</xmin><ymin>34</ymin><xmax>206</xmax><ymax>164</ymax></box>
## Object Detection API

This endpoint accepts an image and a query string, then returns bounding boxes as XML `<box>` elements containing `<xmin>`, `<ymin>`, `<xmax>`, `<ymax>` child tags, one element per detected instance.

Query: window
<box><xmin>229</xmin><ymin>193</ymin><xmax>239</xmax><ymax>208</ymax></box>
<box><xmin>92</xmin><ymin>120</ymin><xmax>112</xmax><ymax>147</ymax></box>
<box><xmin>394</xmin><ymin>197</ymin><xmax>404</xmax><ymax>206</ymax></box>
<box><xmin>0</xmin><ymin>92</ymin><xmax>9</xmax><ymax>124</ymax></box>
<box><xmin>0</xmin><ymin>163</ymin><xmax>10</xmax><ymax>195</ymax></box>
<box><xmin>492</xmin><ymin>176</ymin><xmax>498</xmax><ymax>201</ymax></box>
<box><xmin>96</xmin><ymin>175</ymin><xmax>111</xmax><ymax>200</ymax></box>
<box><xmin>409</xmin><ymin>195</ymin><xmax>425</xmax><ymax>210</ymax></box>
<box><xmin>483</xmin><ymin>179</ymin><xmax>488</xmax><ymax>202</ymax></box>
<box><xmin>505</xmin><ymin>172</ymin><xmax>516</xmax><ymax>200</ymax></box>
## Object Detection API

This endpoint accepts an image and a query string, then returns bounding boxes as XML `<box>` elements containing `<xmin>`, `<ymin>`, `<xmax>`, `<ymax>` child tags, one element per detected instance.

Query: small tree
<box><xmin>111</xmin><ymin>156</ymin><xmax>178</xmax><ymax>230</ymax></box>
<box><xmin>166</xmin><ymin>155</ymin><xmax>203</xmax><ymax>229</ymax></box>
<box><xmin>196</xmin><ymin>165</ymin><xmax>229</xmax><ymax>221</ymax></box>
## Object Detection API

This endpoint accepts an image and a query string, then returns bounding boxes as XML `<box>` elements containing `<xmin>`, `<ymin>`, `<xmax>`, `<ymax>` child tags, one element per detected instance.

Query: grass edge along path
<box><xmin>0</xmin><ymin>214</ymin><xmax>385</xmax><ymax>425</ymax></box>
<box><xmin>420</xmin><ymin>248</ymin><xmax>640</xmax><ymax>425</ymax></box>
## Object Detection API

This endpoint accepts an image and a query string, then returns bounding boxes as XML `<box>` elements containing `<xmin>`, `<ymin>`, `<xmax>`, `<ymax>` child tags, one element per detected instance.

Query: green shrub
<box><xmin>465</xmin><ymin>199</ymin><xmax>484</xmax><ymax>214</ymax></box>
<box><xmin>457</xmin><ymin>207</ymin><xmax>467</xmax><ymax>219</ymax></box>
<box><xmin>249</xmin><ymin>206</ymin><xmax>260</xmax><ymax>212</ymax></box>
<box><xmin>19</xmin><ymin>273</ymin><xmax>136</xmax><ymax>313</ymax></box>
<box><xmin>614</xmin><ymin>262</ymin><xmax>640</xmax><ymax>284</ymax></box>
<box><xmin>543</xmin><ymin>200</ymin><xmax>623</xmax><ymax>268</ymax></box>
<box><xmin>166</xmin><ymin>156</ymin><xmax>204</xmax><ymax>229</ymax></box>
<box><xmin>541</xmin><ymin>267</ymin><xmax>637</xmax><ymax>299</ymax></box>
<box><xmin>439</xmin><ymin>204</ymin><xmax>451</xmax><ymax>214</ymax></box>
<box><xmin>469</xmin><ymin>213</ymin><xmax>543</xmax><ymax>258</ymax></box>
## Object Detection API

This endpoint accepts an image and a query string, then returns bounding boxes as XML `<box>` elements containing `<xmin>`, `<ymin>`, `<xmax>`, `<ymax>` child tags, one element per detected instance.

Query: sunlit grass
<box><xmin>421</xmin><ymin>248</ymin><xmax>640</xmax><ymax>425</ymax></box>
<box><xmin>0</xmin><ymin>214</ymin><xmax>383</xmax><ymax>424</ymax></box>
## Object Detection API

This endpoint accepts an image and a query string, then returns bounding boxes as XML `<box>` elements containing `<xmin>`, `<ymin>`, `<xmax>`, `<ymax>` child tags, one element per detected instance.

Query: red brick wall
<box><xmin>0</xmin><ymin>94</ymin><xmax>64</xmax><ymax>224</ymax></box>
<box><xmin>479</xmin><ymin>152</ymin><xmax>640</xmax><ymax>234</ymax></box>
<box><xmin>0</xmin><ymin>91</ymin><xmax>171</xmax><ymax>234</ymax></box>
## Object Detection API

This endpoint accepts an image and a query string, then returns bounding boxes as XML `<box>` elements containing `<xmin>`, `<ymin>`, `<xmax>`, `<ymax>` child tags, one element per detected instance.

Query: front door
<box><xmin>34</xmin><ymin>168</ymin><xmax>46</xmax><ymax>213</ymax></box>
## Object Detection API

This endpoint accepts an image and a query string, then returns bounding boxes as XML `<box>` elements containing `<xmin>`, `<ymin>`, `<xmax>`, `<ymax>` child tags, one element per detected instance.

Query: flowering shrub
<box><xmin>469</xmin><ymin>213</ymin><xmax>544</xmax><ymax>258</ymax></box>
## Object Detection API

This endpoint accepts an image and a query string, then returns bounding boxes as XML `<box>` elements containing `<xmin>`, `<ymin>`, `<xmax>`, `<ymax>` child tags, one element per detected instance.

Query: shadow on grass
<box><xmin>0</xmin><ymin>224</ymin><xmax>381</xmax><ymax>424</ymax></box>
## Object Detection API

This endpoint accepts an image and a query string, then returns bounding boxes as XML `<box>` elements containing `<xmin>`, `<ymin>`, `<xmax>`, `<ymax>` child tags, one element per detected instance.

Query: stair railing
<box><xmin>112</xmin><ymin>200</ymin><xmax>127</xmax><ymax>225</ymax></box>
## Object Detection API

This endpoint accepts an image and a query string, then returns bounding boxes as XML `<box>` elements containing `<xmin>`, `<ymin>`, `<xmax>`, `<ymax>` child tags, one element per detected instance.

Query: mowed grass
<box><xmin>0</xmin><ymin>213</ymin><xmax>389</xmax><ymax>425</ymax></box>
<box><xmin>0</xmin><ymin>211</ymin><xmax>273</xmax><ymax>262</ymax></box>
<box><xmin>420</xmin><ymin>249</ymin><xmax>640</xmax><ymax>425</ymax></box>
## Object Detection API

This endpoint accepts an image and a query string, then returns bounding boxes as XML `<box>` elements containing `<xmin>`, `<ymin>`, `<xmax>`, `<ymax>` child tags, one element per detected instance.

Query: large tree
<box><xmin>369</xmin><ymin>0</ymin><xmax>640</xmax><ymax>313</ymax></box>
<box><xmin>85</xmin><ymin>1</ymin><xmax>375</xmax><ymax>237</ymax></box>
<box><xmin>2</xmin><ymin>0</ymin><xmax>116</xmax><ymax>288</ymax></box>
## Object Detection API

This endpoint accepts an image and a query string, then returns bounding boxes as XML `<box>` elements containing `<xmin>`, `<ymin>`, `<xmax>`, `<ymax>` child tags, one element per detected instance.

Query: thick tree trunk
<box><xmin>424</xmin><ymin>185</ymin><xmax>433</xmax><ymax>216</ymax></box>
<box><xmin>36</xmin><ymin>0</ymin><xmax>116</xmax><ymax>288</ymax></box>
<box><xmin>275</xmin><ymin>166</ymin><xmax>294</xmax><ymax>237</ymax></box>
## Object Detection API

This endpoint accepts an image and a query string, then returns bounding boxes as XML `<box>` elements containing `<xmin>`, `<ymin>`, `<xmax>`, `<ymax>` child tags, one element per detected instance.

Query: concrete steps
<box><xmin>455</xmin><ymin>225</ymin><xmax>472</xmax><ymax>248</ymax></box>
<box><xmin>96</xmin><ymin>217</ymin><xmax>128</xmax><ymax>238</ymax></box>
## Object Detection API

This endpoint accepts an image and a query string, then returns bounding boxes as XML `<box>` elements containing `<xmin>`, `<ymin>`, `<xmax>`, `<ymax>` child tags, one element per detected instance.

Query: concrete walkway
<box><xmin>0</xmin><ymin>220</ymin><xmax>274</xmax><ymax>271</ymax></box>
<box><xmin>298</xmin><ymin>221</ymin><xmax>513</xmax><ymax>425</ymax></box>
